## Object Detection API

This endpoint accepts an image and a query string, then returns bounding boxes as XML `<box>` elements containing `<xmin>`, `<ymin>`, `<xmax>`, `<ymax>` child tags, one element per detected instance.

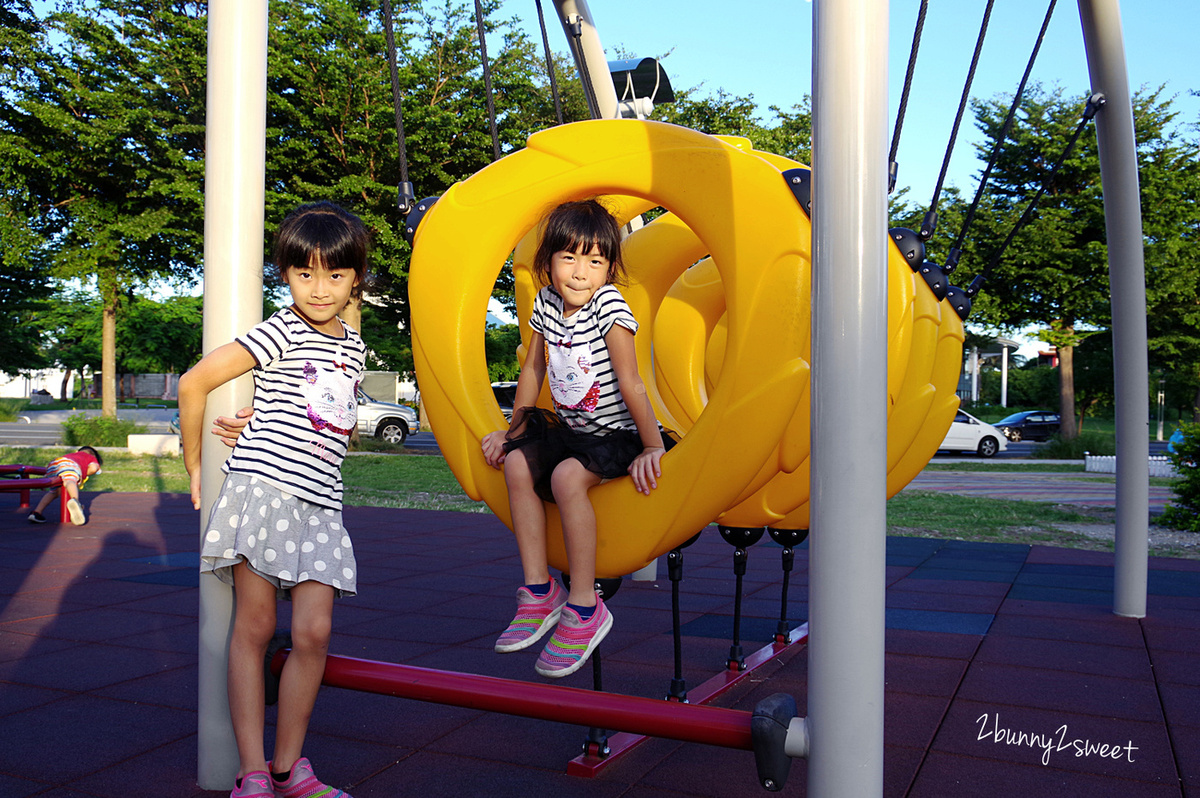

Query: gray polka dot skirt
<box><xmin>200</xmin><ymin>472</ymin><xmax>357</xmax><ymax>598</ymax></box>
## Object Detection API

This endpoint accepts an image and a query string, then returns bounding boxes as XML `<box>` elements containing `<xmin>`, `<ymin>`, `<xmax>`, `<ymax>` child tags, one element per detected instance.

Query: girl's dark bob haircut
<box><xmin>531</xmin><ymin>198</ymin><xmax>627</xmax><ymax>287</ymax></box>
<box><xmin>272</xmin><ymin>201</ymin><xmax>371</xmax><ymax>298</ymax></box>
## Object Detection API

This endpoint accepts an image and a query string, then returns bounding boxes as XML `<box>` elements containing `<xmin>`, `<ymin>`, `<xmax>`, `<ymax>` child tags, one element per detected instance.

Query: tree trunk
<box><xmin>59</xmin><ymin>369</ymin><xmax>73</xmax><ymax>402</ymax></box>
<box><xmin>1058</xmin><ymin>343</ymin><xmax>1077</xmax><ymax>439</ymax></box>
<box><xmin>1193</xmin><ymin>383</ymin><xmax>1200</xmax><ymax>423</ymax></box>
<box><xmin>101</xmin><ymin>283</ymin><xmax>119</xmax><ymax>418</ymax></box>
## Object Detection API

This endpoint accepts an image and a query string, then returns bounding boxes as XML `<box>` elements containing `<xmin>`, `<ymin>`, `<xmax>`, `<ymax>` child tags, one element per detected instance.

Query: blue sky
<box><xmin>497</xmin><ymin>0</ymin><xmax>1197</xmax><ymax>209</ymax></box>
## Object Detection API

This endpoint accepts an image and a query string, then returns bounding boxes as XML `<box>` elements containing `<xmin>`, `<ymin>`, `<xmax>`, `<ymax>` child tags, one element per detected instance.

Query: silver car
<box><xmin>356</xmin><ymin>388</ymin><xmax>419</xmax><ymax>444</ymax></box>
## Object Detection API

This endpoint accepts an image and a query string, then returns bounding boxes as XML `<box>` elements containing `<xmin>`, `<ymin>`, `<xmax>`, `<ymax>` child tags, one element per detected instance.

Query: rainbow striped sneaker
<box><xmin>495</xmin><ymin>581</ymin><xmax>567</xmax><ymax>653</ymax></box>
<box><xmin>270</xmin><ymin>757</ymin><xmax>352</xmax><ymax>798</ymax></box>
<box><xmin>535</xmin><ymin>597</ymin><xmax>612</xmax><ymax>678</ymax></box>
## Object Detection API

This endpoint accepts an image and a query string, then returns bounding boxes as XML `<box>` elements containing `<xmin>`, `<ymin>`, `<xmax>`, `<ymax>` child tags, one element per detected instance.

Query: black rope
<box><xmin>535</xmin><ymin>0</ymin><xmax>563</xmax><ymax>125</ymax></box>
<box><xmin>381</xmin><ymin>0</ymin><xmax>414</xmax><ymax>213</ymax></box>
<box><xmin>566</xmin><ymin>14</ymin><xmax>601</xmax><ymax>119</ymax></box>
<box><xmin>947</xmin><ymin>0</ymin><xmax>1058</xmax><ymax>273</ymax></box>
<box><xmin>473</xmin><ymin>0</ymin><xmax>501</xmax><ymax>161</ymax></box>
<box><xmin>965</xmin><ymin>93</ymin><xmax>1105</xmax><ymax>299</ymax></box>
<box><xmin>922</xmin><ymin>0</ymin><xmax>996</xmax><ymax>241</ymax></box>
<box><xmin>888</xmin><ymin>0</ymin><xmax>928</xmax><ymax>194</ymax></box>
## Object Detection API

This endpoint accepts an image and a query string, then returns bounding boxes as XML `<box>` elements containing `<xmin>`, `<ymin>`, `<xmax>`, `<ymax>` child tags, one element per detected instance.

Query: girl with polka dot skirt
<box><xmin>179</xmin><ymin>202</ymin><xmax>368</xmax><ymax>798</ymax></box>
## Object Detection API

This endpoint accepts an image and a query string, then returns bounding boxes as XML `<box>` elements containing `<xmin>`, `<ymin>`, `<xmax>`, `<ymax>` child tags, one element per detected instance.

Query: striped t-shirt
<box><xmin>530</xmin><ymin>284</ymin><xmax>638</xmax><ymax>435</ymax></box>
<box><xmin>223</xmin><ymin>307</ymin><xmax>366</xmax><ymax>509</ymax></box>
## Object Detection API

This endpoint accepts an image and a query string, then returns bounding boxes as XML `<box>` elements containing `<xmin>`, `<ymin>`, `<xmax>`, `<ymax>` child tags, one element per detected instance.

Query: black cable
<box><xmin>535</xmin><ymin>0</ymin><xmax>563</xmax><ymax>125</ymax></box>
<box><xmin>965</xmin><ymin>93</ymin><xmax>1105</xmax><ymax>299</ymax></box>
<box><xmin>888</xmin><ymin>0</ymin><xmax>928</xmax><ymax>194</ymax></box>
<box><xmin>473</xmin><ymin>0</ymin><xmax>501</xmax><ymax>161</ymax></box>
<box><xmin>381</xmin><ymin>0</ymin><xmax>414</xmax><ymax>213</ymax></box>
<box><xmin>567</xmin><ymin>15</ymin><xmax>601</xmax><ymax>119</ymax></box>
<box><xmin>948</xmin><ymin>0</ymin><xmax>1058</xmax><ymax>272</ymax></box>
<box><xmin>922</xmin><ymin>0</ymin><xmax>996</xmax><ymax>241</ymax></box>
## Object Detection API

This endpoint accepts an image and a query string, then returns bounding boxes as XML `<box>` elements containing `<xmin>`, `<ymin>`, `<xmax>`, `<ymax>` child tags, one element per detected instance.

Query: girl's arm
<box><xmin>178</xmin><ymin>341</ymin><xmax>258</xmax><ymax>509</ymax></box>
<box><xmin>607</xmin><ymin>324</ymin><xmax>666</xmax><ymax>495</ymax></box>
<box><xmin>482</xmin><ymin>331</ymin><xmax>547</xmax><ymax>468</ymax></box>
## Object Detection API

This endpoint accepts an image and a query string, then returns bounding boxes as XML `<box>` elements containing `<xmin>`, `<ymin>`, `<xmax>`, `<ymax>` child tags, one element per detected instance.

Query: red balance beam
<box><xmin>0</xmin><ymin>465</ymin><xmax>66</xmax><ymax>520</ymax></box>
<box><xmin>273</xmin><ymin>650</ymin><xmax>754</xmax><ymax>751</ymax></box>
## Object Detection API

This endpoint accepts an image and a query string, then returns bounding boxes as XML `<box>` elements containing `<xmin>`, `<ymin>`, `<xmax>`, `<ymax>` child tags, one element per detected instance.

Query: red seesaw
<box><xmin>271</xmin><ymin>650</ymin><xmax>806</xmax><ymax>791</ymax></box>
<box><xmin>0</xmin><ymin>465</ymin><xmax>69</xmax><ymax>523</ymax></box>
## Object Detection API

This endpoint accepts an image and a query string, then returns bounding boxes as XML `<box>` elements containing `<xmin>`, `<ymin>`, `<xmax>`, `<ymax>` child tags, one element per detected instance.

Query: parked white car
<box><xmin>938</xmin><ymin>409</ymin><xmax>1007</xmax><ymax>458</ymax></box>
<box><xmin>356</xmin><ymin>388</ymin><xmax>419</xmax><ymax>444</ymax></box>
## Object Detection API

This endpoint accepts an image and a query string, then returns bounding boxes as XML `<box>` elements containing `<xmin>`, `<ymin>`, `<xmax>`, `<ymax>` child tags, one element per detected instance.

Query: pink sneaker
<box><xmin>270</xmin><ymin>757</ymin><xmax>352</xmax><ymax>798</ymax></box>
<box><xmin>230</xmin><ymin>771</ymin><xmax>274</xmax><ymax>798</ymax></box>
<box><xmin>495</xmin><ymin>581</ymin><xmax>567</xmax><ymax>652</ymax></box>
<box><xmin>535</xmin><ymin>597</ymin><xmax>612</xmax><ymax>678</ymax></box>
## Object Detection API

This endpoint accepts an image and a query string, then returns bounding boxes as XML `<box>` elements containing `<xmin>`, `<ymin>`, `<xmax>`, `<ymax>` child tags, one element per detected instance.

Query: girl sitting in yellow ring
<box><xmin>481</xmin><ymin>198</ymin><xmax>669</xmax><ymax>679</ymax></box>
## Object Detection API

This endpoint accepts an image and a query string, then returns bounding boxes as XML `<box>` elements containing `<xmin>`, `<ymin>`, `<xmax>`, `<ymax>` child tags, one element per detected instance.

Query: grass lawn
<box><xmin>4</xmin><ymin>445</ymin><xmax>1192</xmax><ymax>557</ymax></box>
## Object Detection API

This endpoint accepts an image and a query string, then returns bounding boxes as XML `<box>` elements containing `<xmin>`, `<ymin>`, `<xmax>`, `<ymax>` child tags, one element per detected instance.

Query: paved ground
<box><xmin>1</xmin><ymin>488</ymin><xmax>1198</xmax><ymax>798</ymax></box>
<box><xmin>904</xmin><ymin>470</ymin><xmax>1177</xmax><ymax>514</ymax></box>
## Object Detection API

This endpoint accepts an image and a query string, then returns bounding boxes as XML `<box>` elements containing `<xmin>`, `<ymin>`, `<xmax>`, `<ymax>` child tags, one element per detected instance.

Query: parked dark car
<box><xmin>995</xmin><ymin>410</ymin><xmax>1061</xmax><ymax>442</ymax></box>
<box><xmin>492</xmin><ymin>382</ymin><xmax>517</xmax><ymax>422</ymax></box>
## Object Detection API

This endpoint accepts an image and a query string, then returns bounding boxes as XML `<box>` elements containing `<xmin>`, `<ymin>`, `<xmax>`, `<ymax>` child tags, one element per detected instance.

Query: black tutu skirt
<box><xmin>503</xmin><ymin>407</ymin><xmax>677</xmax><ymax>503</ymax></box>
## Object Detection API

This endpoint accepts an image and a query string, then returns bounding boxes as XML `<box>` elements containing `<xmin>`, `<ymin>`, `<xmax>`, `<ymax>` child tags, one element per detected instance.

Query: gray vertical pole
<box><xmin>551</xmin><ymin>0</ymin><xmax>619</xmax><ymax>119</ymax></box>
<box><xmin>808</xmin><ymin>0</ymin><xmax>889</xmax><ymax>796</ymax></box>
<box><xmin>1077</xmin><ymin>0</ymin><xmax>1148</xmax><ymax>618</ymax></box>
<box><xmin>198</xmin><ymin>0</ymin><xmax>268</xmax><ymax>788</ymax></box>
<box><xmin>1001</xmin><ymin>346</ymin><xmax>1009</xmax><ymax>407</ymax></box>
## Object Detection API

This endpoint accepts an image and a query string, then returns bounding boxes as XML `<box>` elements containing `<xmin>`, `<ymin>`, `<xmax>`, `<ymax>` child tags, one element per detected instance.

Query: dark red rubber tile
<box><xmin>1158</xmin><ymin>682</ymin><xmax>1200</xmax><ymax>729</ymax></box>
<box><xmin>931</xmin><ymin>699</ymin><xmax>1177</xmax><ymax>785</ymax></box>
<box><xmin>885</xmin><ymin>691</ymin><xmax>951</xmax><ymax>752</ymax></box>
<box><xmin>986</xmin><ymin>612</ymin><xmax>1146</xmax><ymax>647</ymax></box>
<box><xmin>1176</xmin><ymin>724</ymin><xmax>1200</xmax><ymax>786</ymax></box>
<box><xmin>909</xmin><ymin>750</ymin><xmax>1181</xmax><ymax>798</ymax></box>
<box><xmin>998</xmin><ymin>596</ymin><xmax>1121</xmax><ymax>620</ymax></box>
<box><xmin>1153</xmin><ymin>650</ymin><xmax>1200</xmax><ymax>686</ymax></box>
<box><xmin>885</xmin><ymin>627</ymin><xmax>983</xmax><ymax>659</ymax></box>
<box><xmin>887</xmin><ymin>586</ymin><xmax>1005</xmax><ymax>614</ymax></box>
<box><xmin>974</xmin><ymin>633</ymin><xmax>1152</xmax><ymax>678</ymax></box>
<box><xmin>955</xmin><ymin>661</ymin><xmax>1164</xmax><ymax>722</ymax></box>
<box><xmin>885</xmin><ymin>652</ymin><xmax>970</xmax><ymax>698</ymax></box>
<box><xmin>0</xmin><ymin>694</ymin><xmax>195</xmax><ymax>783</ymax></box>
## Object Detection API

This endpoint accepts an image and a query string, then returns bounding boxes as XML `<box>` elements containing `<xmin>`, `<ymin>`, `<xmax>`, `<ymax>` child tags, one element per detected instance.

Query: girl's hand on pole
<box><xmin>212</xmin><ymin>406</ymin><xmax>254</xmax><ymax>447</ymax></box>
<box><xmin>628</xmin><ymin>446</ymin><xmax>665</xmax><ymax>495</ymax></box>
<box><xmin>481</xmin><ymin>430</ymin><xmax>509</xmax><ymax>468</ymax></box>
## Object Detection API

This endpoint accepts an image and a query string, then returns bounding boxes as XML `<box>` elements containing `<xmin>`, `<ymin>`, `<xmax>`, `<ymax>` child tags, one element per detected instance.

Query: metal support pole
<box><xmin>1077</xmin><ymin>0</ymin><xmax>1148</xmax><ymax>618</ymax></box>
<box><xmin>1001</xmin><ymin>345</ymin><xmax>1009</xmax><ymax>407</ymax></box>
<box><xmin>551</xmin><ymin>0</ymin><xmax>619</xmax><ymax>119</ymax></box>
<box><xmin>809</xmin><ymin>0</ymin><xmax>889</xmax><ymax>795</ymax></box>
<box><xmin>197</xmin><ymin>0</ymin><xmax>268</xmax><ymax>788</ymax></box>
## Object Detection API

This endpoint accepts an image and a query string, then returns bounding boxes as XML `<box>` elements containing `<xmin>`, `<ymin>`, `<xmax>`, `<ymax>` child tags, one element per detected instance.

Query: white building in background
<box><xmin>0</xmin><ymin>369</ymin><xmax>77</xmax><ymax>401</ymax></box>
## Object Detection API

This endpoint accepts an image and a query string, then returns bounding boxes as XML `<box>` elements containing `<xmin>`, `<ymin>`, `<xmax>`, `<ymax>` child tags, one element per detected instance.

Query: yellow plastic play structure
<box><xmin>409</xmin><ymin>119</ymin><xmax>964</xmax><ymax>578</ymax></box>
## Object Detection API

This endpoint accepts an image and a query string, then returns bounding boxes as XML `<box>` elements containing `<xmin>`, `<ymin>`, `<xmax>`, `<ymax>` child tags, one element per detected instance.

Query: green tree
<box><xmin>0</xmin><ymin>0</ymin><xmax>51</xmax><ymax>376</ymax></box>
<box><xmin>1138</xmin><ymin>89</ymin><xmax>1200</xmax><ymax>421</ymax></box>
<box><xmin>118</xmin><ymin>294</ymin><xmax>203</xmax><ymax>374</ymax></box>
<box><xmin>961</xmin><ymin>85</ymin><xmax>1198</xmax><ymax>438</ymax></box>
<box><xmin>0</xmin><ymin>0</ymin><xmax>207</xmax><ymax>414</ymax></box>
<box><xmin>484</xmin><ymin>323</ymin><xmax>521</xmax><ymax>381</ymax></box>
<box><xmin>262</xmin><ymin>0</ymin><xmax>566</xmax><ymax>371</ymax></box>
<box><xmin>651</xmin><ymin>87</ymin><xmax>813</xmax><ymax>165</ymax></box>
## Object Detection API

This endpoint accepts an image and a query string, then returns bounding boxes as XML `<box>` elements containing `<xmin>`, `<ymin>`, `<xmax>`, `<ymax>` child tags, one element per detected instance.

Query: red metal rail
<box><xmin>0</xmin><ymin>465</ymin><xmax>67</xmax><ymax>521</ymax></box>
<box><xmin>272</xmin><ymin>650</ymin><xmax>755</xmax><ymax>751</ymax></box>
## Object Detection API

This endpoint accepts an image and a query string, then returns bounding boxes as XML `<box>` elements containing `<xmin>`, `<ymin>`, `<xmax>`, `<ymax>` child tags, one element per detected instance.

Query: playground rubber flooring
<box><xmin>1</xmin><ymin>484</ymin><xmax>1198</xmax><ymax>797</ymax></box>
